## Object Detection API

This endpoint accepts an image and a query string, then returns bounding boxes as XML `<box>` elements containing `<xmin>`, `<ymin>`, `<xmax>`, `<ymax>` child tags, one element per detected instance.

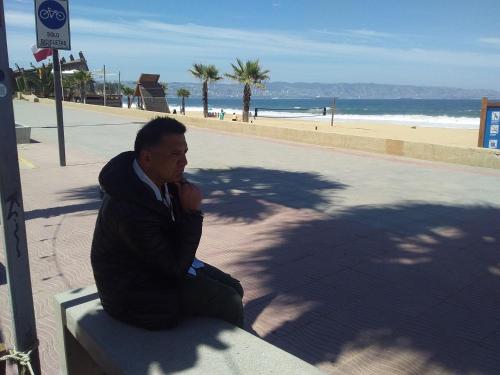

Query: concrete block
<box><xmin>15</xmin><ymin>124</ymin><xmax>31</xmax><ymax>144</ymax></box>
<box><xmin>55</xmin><ymin>286</ymin><xmax>325</xmax><ymax>375</ymax></box>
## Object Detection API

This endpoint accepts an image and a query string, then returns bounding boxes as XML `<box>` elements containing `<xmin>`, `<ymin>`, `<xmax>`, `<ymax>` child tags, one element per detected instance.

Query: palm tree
<box><xmin>30</xmin><ymin>63</ymin><xmax>54</xmax><ymax>98</ymax></box>
<box><xmin>189</xmin><ymin>63</ymin><xmax>222</xmax><ymax>118</ymax></box>
<box><xmin>40</xmin><ymin>65</ymin><xmax>54</xmax><ymax>97</ymax></box>
<box><xmin>176</xmin><ymin>88</ymin><xmax>190</xmax><ymax>115</ymax></box>
<box><xmin>122</xmin><ymin>86</ymin><xmax>135</xmax><ymax>108</ymax></box>
<box><xmin>225</xmin><ymin>59</ymin><xmax>270</xmax><ymax>122</ymax></box>
<box><xmin>73</xmin><ymin>70</ymin><xmax>92</xmax><ymax>104</ymax></box>
<box><xmin>159</xmin><ymin>82</ymin><xmax>167</xmax><ymax>92</ymax></box>
<box><xmin>15</xmin><ymin>76</ymin><xmax>25</xmax><ymax>94</ymax></box>
<box><xmin>62</xmin><ymin>74</ymin><xmax>77</xmax><ymax>101</ymax></box>
<box><xmin>16</xmin><ymin>68</ymin><xmax>36</xmax><ymax>95</ymax></box>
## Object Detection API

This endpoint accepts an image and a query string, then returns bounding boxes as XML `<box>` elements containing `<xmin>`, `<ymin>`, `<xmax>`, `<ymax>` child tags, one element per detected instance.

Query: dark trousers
<box><xmin>179</xmin><ymin>263</ymin><xmax>244</xmax><ymax>328</ymax></box>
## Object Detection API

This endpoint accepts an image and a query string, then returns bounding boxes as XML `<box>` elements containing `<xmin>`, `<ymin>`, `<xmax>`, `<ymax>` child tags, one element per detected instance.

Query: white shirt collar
<box><xmin>133</xmin><ymin>159</ymin><xmax>171</xmax><ymax>206</ymax></box>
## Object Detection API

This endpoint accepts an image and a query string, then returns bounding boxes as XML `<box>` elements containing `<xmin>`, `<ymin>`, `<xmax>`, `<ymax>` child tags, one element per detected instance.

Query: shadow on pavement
<box><xmin>24</xmin><ymin>166</ymin><xmax>500</xmax><ymax>373</ymax></box>
<box><xmin>190</xmin><ymin>168</ymin><xmax>500</xmax><ymax>374</ymax></box>
<box><xmin>25</xmin><ymin>185</ymin><xmax>102</xmax><ymax>220</ymax></box>
<box><xmin>189</xmin><ymin>167</ymin><xmax>346</xmax><ymax>222</ymax></box>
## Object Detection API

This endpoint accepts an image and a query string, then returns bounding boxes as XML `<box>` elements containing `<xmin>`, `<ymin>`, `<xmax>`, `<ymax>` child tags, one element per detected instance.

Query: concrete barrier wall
<box><xmin>37</xmin><ymin>99</ymin><xmax>500</xmax><ymax>169</ymax></box>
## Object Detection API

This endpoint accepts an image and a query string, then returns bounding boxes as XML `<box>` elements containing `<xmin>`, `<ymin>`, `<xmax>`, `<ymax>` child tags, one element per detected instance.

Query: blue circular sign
<box><xmin>38</xmin><ymin>0</ymin><xmax>66</xmax><ymax>30</ymax></box>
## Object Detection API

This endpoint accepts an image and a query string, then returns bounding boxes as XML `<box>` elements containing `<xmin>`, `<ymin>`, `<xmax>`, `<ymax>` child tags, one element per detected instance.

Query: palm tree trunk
<box><xmin>202</xmin><ymin>80</ymin><xmax>208</xmax><ymax>118</ymax></box>
<box><xmin>127</xmin><ymin>96</ymin><xmax>131</xmax><ymax>108</ymax></box>
<box><xmin>80</xmin><ymin>84</ymin><xmax>85</xmax><ymax>104</ymax></box>
<box><xmin>242</xmin><ymin>83</ymin><xmax>251</xmax><ymax>122</ymax></box>
<box><xmin>182</xmin><ymin>97</ymin><xmax>186</xmax><ymax>114</ymax></box>
<box><xmin>21</xmin><ymin>72</ymin><xmax>29</xmax><ymax>94</ymax></box>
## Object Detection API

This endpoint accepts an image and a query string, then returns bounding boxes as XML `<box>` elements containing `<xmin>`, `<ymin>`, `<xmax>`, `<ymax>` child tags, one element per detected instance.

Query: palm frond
<box><xmin>189</xmin><ymin>63</ymin><xmax>205</xmax><ymax>79</ymax></box>
<box><xmin>205</xmin><ymin>65</ymin><xmax>223</xmax><ymax>82</ymax></box>
<box><xmin>176</xmin><ymin>88</ymin><xmax>191</xmax><ymax>98</ymax></box>
<box><xmin>224</xmin><ymin>73</ymin><xmax>238</xmax><ymax>81</ymax></box>
<box><xmin>121</xmin><ymin>86</ymin><xmax>135</xmax><ymax>96</ymax></box>
<box><xmin>226</xmin><ymin>58</ymin><xmax>270</xmax><ymax>86</ymax></box>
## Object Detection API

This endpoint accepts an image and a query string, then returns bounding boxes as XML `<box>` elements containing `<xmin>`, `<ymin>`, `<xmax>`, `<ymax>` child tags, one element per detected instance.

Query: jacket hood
<box><xmin>98</xmin><ymin>151</ymin><xmax>159</xmax><ymax>208</ymax></box>
<box><xmin>99</xmin><ymin>151</ymin><xmax>140</xmax><ymax>197</ymax></box>
<box><xmin>99</xmin><ymin>151</ymin><xmax>180</xmax><ymax>218</ymax></box>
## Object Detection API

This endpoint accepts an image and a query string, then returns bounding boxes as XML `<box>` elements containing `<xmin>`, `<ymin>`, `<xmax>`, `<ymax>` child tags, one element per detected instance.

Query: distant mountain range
<box><xmin>123</xmin><ymin>81</ymin><xmax>500</xmax><ymax>100</ymax></box>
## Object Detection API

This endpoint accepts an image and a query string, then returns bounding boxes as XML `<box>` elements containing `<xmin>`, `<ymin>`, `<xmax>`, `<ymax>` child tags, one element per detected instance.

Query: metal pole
<box><xmin>103</xmin><ymin>64</ymin><xmax>106</xmax><ymax>106</ymax></box>
<box><xmin>0</xmin><ymin>1</ymin><xmax>41</xmax><ymax>373</ymax></box>
<box><xmin>52</xmin><ymin>49</ymin><xmax>66</xmax><ymax>166</ymax></box>
<box><xmin>331</xmin><ymin>97</ymin><xmax>336</xmax><ymax>126</ymax></box>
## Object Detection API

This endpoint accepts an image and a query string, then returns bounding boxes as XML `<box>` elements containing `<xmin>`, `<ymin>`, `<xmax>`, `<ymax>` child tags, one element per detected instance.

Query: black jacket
<box><xmin>91</xmin><ymin>151</ymin><xmax>203</xmax><ymax>329</ymax></box>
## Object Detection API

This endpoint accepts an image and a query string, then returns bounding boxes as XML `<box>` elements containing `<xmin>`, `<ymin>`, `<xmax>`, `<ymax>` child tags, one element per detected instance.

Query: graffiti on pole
<box><xmin>5</xmin><ymin>190</ymin><xmax>21</xmax><ymax>257</ymax></box>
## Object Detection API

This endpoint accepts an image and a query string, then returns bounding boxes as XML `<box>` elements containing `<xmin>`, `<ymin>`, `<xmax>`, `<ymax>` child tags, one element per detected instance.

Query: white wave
<box><xmin>185</xmin><ymin>106</ymin><xmax>241</xmax><ymax>114</ymax></box>
<box><xmin>255</xmin><ymin>110</ymin><xmax>326</xmax><ymax>119</ymax></box>
<box><xmin>328</xmin><ymin>114</ymin><xmax>479</xmax><ymax>129</ymax></box>
<box><xmin>121</xmin><ymin>103</ymin><xmax>479</xmax><ymax>130</ymax></box>
<box><xmin>122</xmin><ymin>102</ymin><xmax>138</xmax><ymax>109</ymax></box>
<box><xmin>255</xmin><ymin>110</ymin><xmax>479</xmax><ymax>129</ymax></box>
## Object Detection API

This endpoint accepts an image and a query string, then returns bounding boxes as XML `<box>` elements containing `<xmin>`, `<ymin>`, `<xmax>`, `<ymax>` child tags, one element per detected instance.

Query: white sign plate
<box><xmin>35</xmin><ymin>0</ymin><xmax>71</xmax><ymax>50</ymax></box>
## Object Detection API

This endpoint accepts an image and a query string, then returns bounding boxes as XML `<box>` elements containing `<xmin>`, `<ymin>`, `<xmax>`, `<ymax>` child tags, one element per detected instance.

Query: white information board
<box><xmin>35</xmin><ymin>0</ymin><xmax>71</xmax><ymax>50</ymax></box>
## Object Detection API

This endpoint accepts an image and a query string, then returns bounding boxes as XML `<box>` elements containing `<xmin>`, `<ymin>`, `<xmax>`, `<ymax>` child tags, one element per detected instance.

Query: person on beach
<box><xmin>232</xmin><ymin>113</ymin><xmax>238</xmax><ymax>121</ymax></box>
<box><xmin>91</xmin><ymin>117</ymin><xmax>244</xmax><ymax>330</ymax></box>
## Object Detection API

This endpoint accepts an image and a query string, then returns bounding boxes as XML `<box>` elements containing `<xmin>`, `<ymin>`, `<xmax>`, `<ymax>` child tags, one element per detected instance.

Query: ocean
<box><xmin>126</xmin><ymin>98</ymin><xmax>482</xmax><ymax>129</ymax></box>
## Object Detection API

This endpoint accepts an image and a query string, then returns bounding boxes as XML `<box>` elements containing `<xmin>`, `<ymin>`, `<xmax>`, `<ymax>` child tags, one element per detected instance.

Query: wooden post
<box><xmin>103</xmin><ymin>64</ymin><xmax>106</xmax><ymax>106</ymax></box>
<box><xmin>331</xmin><ymin>97</ymin><xmax>336</xmax><ymax>126</ymax></box>
<box><xmin>478</xmin><ymin>97</ymin><xmax>488</xmax><ymax>147</ymax></box>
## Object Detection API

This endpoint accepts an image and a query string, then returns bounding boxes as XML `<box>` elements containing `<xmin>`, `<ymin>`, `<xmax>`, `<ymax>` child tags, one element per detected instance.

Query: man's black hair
<box><xmin>134</xmin><ymin>117</ymin><xmax>186</xmax><ymax>157</ymax></box>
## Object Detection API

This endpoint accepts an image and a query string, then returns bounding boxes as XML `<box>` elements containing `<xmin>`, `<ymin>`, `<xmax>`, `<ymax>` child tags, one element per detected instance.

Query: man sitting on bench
<box><xmin>91</xmin><ymin>117</ymin><xmax>244</xmax><ymax>330</ymax></box>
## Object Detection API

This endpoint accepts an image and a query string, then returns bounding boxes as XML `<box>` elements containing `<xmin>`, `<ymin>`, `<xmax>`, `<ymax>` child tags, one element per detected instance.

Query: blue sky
<box><xmin>4</xmin><ymin>0</ymin><xmax>500</xmax><ymax>89</ymax></box>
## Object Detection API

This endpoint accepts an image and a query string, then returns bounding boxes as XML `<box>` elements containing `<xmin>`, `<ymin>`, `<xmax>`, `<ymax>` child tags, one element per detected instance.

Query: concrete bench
<box><xmin>55</xmin><ymin>286</ymin><xmax>325</xmax><ymax>375</ymax></box>
<box><xmin>15</xmin><ymin>123</ymin><xmax>31</xmax><ymax>144</ymax></box>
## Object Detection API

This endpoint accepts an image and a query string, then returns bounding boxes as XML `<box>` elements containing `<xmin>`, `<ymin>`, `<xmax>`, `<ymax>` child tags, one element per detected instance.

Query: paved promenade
<box><xmin>1</xmin><ymin>100</ymin><xmax>500</xmax><ymax>374</ymax></box>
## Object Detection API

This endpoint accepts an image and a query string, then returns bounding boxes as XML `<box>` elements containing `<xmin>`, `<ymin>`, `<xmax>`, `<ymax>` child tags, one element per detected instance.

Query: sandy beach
<box><xmin>183</xmin><ymin>110</ymin><xmax>479</xmax><ymax>149</ymax></box>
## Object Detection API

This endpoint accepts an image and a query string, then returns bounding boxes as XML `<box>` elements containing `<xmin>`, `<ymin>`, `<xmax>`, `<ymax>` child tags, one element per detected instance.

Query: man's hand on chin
<box><xmin>176</xmin><ymin>179</ymin><xmax>202</xmax><ymax>213</ymax></box>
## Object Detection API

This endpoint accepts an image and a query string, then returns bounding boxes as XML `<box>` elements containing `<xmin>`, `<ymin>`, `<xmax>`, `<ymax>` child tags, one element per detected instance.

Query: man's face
<box><xmin>141</xmin><ymin>134</ymin><xmax>188</xmax><ymax>184</ymax></box>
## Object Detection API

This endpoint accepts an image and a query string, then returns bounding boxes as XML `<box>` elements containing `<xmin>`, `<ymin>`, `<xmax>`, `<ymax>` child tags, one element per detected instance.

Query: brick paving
<box><xmin>1</xmin><ymin>101</ymin><xmax>500</xmax><ymax>374</ymax></box>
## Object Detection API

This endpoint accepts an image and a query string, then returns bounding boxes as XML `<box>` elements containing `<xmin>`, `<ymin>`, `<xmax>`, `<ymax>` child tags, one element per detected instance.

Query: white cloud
<box><xmin>70</xmin><ymin>4</ymin><xmax>159</xmax><ymax>19</ymax></box>
<box><xmin>70</xmin><ymin>18</ymin><xmax>133</xmax><ymax>36</ymax></box>
<box><xmin>5</xmin><ymin>9</ymin><xmax>34</xmax><ymax>27</ymax></box>
<box><xmin>6</xmin><ymin>9</ymin><xmax>500</xmax><ymax>76</ymax></box>
<box><xmin>347</xmin><ymin>29</ymin><xmax>396</xmax><ymax>38</ymax></box>
<box><xmin>479</xmin><ymin>37</ymin><xmax>500</xmax><ymax>47</ymax></box>
<box><xmin>311</xmin><ymin>28</ymin><xmax>397</xmax><ymax>40</ymax></box>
